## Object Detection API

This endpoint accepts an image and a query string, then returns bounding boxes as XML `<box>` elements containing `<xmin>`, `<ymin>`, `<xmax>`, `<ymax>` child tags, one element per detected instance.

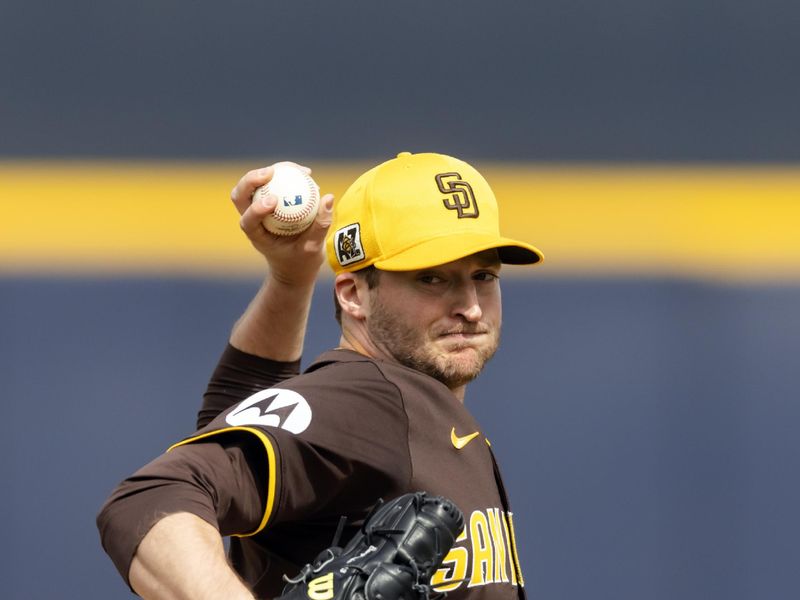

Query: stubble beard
<box><xmin>367</xmin><ymin>295</ymin><xmax>500</xmax><ymax>390</ymax></box>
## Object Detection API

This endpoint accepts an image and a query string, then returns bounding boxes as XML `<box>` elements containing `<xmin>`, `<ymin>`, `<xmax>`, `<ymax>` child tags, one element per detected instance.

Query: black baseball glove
<box><xmin>279</xmin><ymin>492</ymin><xmax>464</xmax><ymax>600</ymax></box>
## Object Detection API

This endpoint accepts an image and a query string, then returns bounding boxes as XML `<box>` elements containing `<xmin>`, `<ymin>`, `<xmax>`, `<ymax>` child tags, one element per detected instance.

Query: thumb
<box><xmin>315</xmin><ymin>193</ymin><xmax>335</xmax><ymax>230</ymax></box>
<box><xmin>300</xmin><ymin>194</ymin><xmax>334</xmax><ymax>249</ymax></box>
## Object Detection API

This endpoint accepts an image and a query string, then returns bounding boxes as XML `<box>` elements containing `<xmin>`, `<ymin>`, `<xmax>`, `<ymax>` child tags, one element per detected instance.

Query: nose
<box><xmin>452</xmin><ymin>281</ymin><xmax>482</xmax><ymax>322</ymax></box>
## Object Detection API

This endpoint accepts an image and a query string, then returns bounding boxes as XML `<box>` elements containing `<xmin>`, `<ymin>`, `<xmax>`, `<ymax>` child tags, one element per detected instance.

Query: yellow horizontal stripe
<box><xmin>2</xmin><ymin>160</ymin><xmax>799</xmax><ymax>281</ymax></box>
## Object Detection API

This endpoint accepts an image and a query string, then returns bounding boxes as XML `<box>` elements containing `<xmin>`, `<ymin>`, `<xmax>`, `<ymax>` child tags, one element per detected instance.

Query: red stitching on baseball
<box><xmin>266</xmin><ymin>171</ymin><xmax>319</xmax><ymax>224</ymax></box>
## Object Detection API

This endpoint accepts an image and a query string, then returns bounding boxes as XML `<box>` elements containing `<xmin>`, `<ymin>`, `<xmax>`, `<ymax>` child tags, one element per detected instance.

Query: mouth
<box><xmin>438</xmin><ymin>326</ymin><xmax>488</xmax><ymax>336</ymax></box>
<box><xmin>437</xmin><ymin>331</ymin><xmax>488</xmax><ymax>346</ymax></box>
<box><xmin>440</xmin><ymin>332</ymin><xmax>484</xmax><ymax>339</ymax></box>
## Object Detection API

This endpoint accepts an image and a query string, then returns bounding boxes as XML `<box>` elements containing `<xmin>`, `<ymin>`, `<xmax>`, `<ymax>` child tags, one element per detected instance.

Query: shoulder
<box><xmin>302</xmin><ymin>349</ymin><xmax>399</xmax><ymax>390</ymax></box>
<box><xmin>297</xmin><ymin>350</ymin><xmax>456</xmax><ymax>409</ymax></box>
<box><xmin>199</xmin><ymin>351</ymin><xmax>409</xmax><ymax>451</ymax></box>
<box><xmin>287</xmin><ymin>350</ymin><xmax>406</xmax><ymax>412</ymax></box>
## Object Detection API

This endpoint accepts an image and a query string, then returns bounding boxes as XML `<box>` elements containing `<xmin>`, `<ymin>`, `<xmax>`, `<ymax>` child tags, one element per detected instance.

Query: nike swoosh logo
<box><xmin>451</xmin><ymin>427</ymin><xmax>480</xmax><ymax>450</ymax></box>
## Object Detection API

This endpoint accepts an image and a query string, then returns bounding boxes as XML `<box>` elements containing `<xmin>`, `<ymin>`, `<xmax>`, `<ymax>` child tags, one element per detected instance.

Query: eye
<box><xmin>474</xmin><ymin>271</ymin><xmax>499</xmax><ymax>282</ymax></box>
<box><xmin>418</xmin><ymin>274</ymin><xmax>444</xmax><ymax>284</ymax></box>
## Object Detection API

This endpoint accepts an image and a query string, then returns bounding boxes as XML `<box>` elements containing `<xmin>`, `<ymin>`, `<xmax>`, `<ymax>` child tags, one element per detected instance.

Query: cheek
<box><xmin>373</xmin><ymin>291</ymin><xmax>436</xmax><ymax>329</ymax></box>
<box><xmin>481</xmin><ymin>290</ymin><xmax>502</xmax><ymax>322</ymax></box>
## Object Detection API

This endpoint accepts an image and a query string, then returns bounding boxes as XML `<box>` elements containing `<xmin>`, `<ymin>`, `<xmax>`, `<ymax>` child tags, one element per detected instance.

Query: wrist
<box><xmin>267</xmin><ymin>267</ymin><xmax>320</xmax><ymax>290</ymax></box>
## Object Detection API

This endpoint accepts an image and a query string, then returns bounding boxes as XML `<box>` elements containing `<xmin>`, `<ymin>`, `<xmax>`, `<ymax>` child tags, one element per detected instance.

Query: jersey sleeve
<box><xmin>198</xmin><ymin>343</ymin><xmax>302</xmax><ymax>429</ymax></box>
<box><xmin>96</xmin><ymin>436</ymin><xmax>267</xmax><ymax>588</ymax></box>
<box><xmin>182</xmin><ymin>358</ymin><xmax>413</xmax><ymax>533</ymax></box>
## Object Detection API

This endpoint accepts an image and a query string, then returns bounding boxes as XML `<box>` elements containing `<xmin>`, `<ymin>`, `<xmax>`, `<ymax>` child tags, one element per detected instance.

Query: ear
<box><xmin>335</xmin><ymin>273</ymin><xmax>369</xmax><ymax>320</ymax></box>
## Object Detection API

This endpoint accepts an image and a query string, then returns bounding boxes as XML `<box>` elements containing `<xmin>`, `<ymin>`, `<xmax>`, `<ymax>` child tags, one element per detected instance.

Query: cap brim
<box><xmin>373</xmin><ymin>233</ymin><xmax>543</xmax><ymax>271</ymax></box>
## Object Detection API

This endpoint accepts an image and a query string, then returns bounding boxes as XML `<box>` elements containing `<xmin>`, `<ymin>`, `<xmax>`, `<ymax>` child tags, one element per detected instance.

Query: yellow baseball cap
<box><xmin>326</xmin><ymin>152</ymin><xmax>544</xmax><ymax>274</ymax></box>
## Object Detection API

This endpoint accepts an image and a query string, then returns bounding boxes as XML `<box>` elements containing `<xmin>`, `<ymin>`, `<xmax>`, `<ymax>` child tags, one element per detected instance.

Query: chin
<box><xmin>433</xmin><ymin>355</ymin><xmax>486</xmax><ymax>387</ymax></box>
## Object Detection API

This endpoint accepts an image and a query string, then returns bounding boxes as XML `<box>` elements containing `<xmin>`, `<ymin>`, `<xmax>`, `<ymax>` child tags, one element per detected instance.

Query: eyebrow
<box><xmin>472</xmin><ymin>250</ymin><xmax>502</xmax><ymax>267</ymax></box>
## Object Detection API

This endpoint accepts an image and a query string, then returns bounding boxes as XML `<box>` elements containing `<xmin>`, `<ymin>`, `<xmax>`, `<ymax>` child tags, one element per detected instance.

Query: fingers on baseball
<box><xmin>239</xmin><ymin>199</ymin><xmax>275</xmax><ymax>239</ymax></box>
<box><xmin>231</xmin><ymin>166</ymin><xmax>275</xmax><ymax>215</ymax></box>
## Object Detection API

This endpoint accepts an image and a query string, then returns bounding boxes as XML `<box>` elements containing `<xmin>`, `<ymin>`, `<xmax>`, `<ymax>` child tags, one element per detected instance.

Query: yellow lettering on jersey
<box><xmin>505</xmin><ymin>512</ymin><xmax>525</xmax><ymax>587</ymax></box>
<box><xmin>431</xmin><ymin>528</ymin><xmax>468</xmax><ymax>592</ymax></box>
<box><xmin>468</xmin><ymin>510</ymin><xmax>494</xmax><ymax>586</ymax></box>
<box><xmin>501</xmin><ymin>512</ymin><xmax>518</xmax><ymax>585</ymax></box>
<box><xmin>433</xmin><ymin>508</ymin><xmax>523</xmax><ymax>592</ymax></box>
<box><xmin>487</xmin><ymin>508</ymin><xmax>510</xmax><ymax>583</ymax></box>
<box><xmin>307</xmin><ymin>572</ymin><xmax>334</xmax><ymax>600</ymax></box>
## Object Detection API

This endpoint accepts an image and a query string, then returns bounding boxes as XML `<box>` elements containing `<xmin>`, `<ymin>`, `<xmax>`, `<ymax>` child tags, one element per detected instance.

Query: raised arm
<box><xmin>198</xmin><ymin>164</ymin><xmax>334</xmax><ymax>427</ymax></box>
<box><xmin>229</xmin><ymin>163</ymin><xmax>334</xmax><ymax>360</ymax></box>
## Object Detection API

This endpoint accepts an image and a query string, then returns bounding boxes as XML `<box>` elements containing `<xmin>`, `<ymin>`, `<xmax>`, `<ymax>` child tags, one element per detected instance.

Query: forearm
<box><xmin>97</xmin><ymin>442</ymin><xmax>267</xmax><ymax>593</ymax></box>
<box><xmin>230</xmin><ymin>274</ymin><xmax>316</xmax><ymax>361</ymax></box>
<box><xmin>202</xmin><ymin>270</ymin><xmax>316</xmax><ymax>428</ymax></box>
<box><xmin>227</xmin><ymin>165</ymin><xmax>333</xmax><ymax>362</ymax></box>
<box><xmin>129</xmin><ymin>513</ymin><xmax>254</xmax><ymax>600</ymax></box>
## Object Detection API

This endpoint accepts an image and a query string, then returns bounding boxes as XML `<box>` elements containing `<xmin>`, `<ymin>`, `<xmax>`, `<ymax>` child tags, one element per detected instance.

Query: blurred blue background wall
<box><xmin>1</xmin><ymin>2</ymin><xmax>799</xmax><ymax>599</ymax></box>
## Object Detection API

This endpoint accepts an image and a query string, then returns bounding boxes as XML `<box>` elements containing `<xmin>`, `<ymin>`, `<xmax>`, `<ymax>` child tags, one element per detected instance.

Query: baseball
<box><xmin>254</xmin><ymin>163</ymin><xmax>320</xmax><ymax>236</ymax></box>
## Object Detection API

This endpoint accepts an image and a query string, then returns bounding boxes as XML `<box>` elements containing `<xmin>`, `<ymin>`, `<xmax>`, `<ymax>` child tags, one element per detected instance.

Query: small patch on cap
<box><xmin>333</xmin><ymin>223</ymin><xmax>365</xmax><ymax>267</ymax></box>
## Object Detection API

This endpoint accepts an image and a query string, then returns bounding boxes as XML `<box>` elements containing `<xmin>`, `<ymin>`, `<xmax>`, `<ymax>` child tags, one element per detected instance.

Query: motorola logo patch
<box><xmin>226</xmin><ymin>388</ymin><xmax>312</xmax><ymax>434</ymax></box>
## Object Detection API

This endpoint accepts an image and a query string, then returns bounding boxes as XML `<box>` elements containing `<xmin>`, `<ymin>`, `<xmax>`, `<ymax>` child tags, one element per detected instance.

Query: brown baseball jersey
<box><xmin>170</xmin><ymin>348</ymin><xmax>527</xmax><ymax>600</ymax></box>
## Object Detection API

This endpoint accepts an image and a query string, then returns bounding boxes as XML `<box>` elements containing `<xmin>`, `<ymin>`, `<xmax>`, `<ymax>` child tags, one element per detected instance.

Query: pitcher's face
<box><xmin>365</xmin><ymin>250</ymin><xmax>502</xmax><ymax>390</ymax></box>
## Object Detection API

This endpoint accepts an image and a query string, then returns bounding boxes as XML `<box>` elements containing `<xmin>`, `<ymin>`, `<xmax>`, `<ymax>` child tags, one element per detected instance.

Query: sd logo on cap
<box><xmin>326</xmin><ymin>152</ymin><xmax>543</xmax><ymax>274</ymax></box>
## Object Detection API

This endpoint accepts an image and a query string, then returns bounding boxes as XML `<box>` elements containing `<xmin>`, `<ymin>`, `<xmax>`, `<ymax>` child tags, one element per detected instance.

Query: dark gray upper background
<box><xmin>2</xmin><ymin>0</ymin><xmax>798</xmax><ymax>161</ymax></box>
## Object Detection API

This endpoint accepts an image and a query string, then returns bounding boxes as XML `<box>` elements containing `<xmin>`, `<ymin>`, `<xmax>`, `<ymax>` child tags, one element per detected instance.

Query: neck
<box><xmin>337</xmin><ymin>333</ymin><xmax>369</xmax><ymax>356</ymax></box>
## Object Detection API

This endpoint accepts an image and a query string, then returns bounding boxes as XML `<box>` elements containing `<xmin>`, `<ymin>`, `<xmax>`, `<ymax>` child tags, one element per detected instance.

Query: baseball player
<box><xmin>97</xmin><ymin>152</ymin><xmax>543</xmax><ymax>600</ymax></box>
